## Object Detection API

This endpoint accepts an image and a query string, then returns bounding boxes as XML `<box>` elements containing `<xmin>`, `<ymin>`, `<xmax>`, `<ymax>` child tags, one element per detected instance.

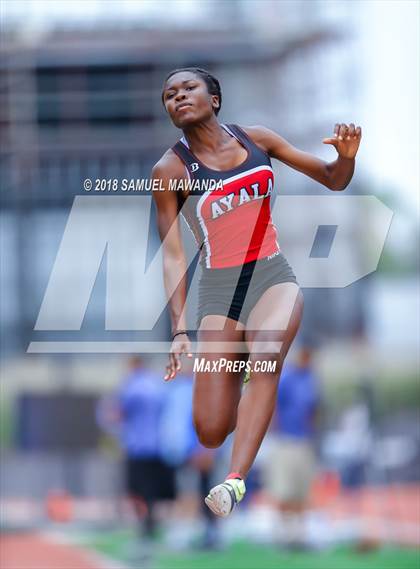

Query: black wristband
<box><xmin>172</xmin><ymin>330</ymin><xmax>188</xmax><ymax>340</ymax></box>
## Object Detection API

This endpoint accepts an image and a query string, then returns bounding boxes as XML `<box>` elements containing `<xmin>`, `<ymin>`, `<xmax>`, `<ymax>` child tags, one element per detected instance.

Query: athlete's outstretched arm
<box><xmin>152</xmin><ymin>153</ymin><xmax>192</xmax><ymax>379</ymax></box>
<box><xmin>244</xmin><ymin>123</ymin><xmax>362</xmax><ymax>191</ymax></box>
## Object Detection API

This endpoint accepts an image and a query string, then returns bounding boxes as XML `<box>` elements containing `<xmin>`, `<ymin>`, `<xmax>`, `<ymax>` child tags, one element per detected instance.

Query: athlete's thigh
<box><xmin>245</xmin><ymin>282</ymin><xmax>304</xmax><ymax>359</ymax></box>
<box><xmin>194</xmin><ymin>314</ymin><xmax>248</xmax><ymax>431</ymax></box>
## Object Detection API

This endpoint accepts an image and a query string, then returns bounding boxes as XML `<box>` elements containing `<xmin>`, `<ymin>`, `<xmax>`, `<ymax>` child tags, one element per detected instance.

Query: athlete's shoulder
<box><xmin>240</xmin><ymin>125</ymin><xmax>274</xmax><ymax>150</ymax></box>
<box><xmin>152</xmin><ymin>147</ymin><xmax>186</xmax><ymax>180</ymax></box>
<box><xmin>240</xmin><ymin>125</ymin><xmax>289</xmax><ymax>156</ymax></box>
<box><xmin>240</xmin><ymin>125</ymin><xmax>277</xmax><ymax>152</ymax></box>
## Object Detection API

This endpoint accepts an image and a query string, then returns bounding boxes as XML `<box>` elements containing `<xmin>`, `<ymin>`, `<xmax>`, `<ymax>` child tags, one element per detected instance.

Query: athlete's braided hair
<box><xmin>161</xmin><ymin>67</ymin><xmax>222</xmax><ymax>115</ymax></box>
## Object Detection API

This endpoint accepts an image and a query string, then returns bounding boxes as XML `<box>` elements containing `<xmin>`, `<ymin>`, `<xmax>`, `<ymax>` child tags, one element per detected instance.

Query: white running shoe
<box><xmin>205</xmin><ymin>478</ymin><xmax>246</xmax><ymax>517</ymax></box>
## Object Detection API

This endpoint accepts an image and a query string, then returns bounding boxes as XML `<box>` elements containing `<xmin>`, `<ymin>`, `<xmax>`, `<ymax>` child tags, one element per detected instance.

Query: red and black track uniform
<box><xmin>172</xmin><ymin>124</ymin><xmax>297</xmax><ymax>327</ymax></box>
<box><xmin>172</xmin><ymin>123</ymin><xmax>280</xmax><ymax>269</ymax></box>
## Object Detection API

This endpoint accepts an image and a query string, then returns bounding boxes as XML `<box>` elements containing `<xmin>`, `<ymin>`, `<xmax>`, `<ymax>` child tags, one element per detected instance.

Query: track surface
<box><xmin>0</xmin><ymin>533</ymin><xmax>102</xmax><ymax>569</ymax></box>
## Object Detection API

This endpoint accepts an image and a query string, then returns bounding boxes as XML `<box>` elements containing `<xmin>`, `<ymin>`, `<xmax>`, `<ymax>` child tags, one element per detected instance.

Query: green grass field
<box><xmin>159</xmin><ymin>543</ymin><xmax>419</xmax><ymax>569</ymax></box>
<box><xmin>82</xmin><ymin>530</ymin><xmax>420</xmax><ymax>569</ymax></box>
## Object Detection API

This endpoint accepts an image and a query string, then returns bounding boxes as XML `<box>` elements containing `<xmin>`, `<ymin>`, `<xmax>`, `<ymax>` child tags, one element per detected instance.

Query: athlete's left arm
<box><xmin>243</xmin><ymin>124</ymin><xmax>362</xmax><ymax>191</ymax></box>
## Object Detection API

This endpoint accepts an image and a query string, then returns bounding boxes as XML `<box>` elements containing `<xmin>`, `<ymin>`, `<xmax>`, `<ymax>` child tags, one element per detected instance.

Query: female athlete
<box><xmin>152</xmin><ymin>67</ymin><xmax>361</xmax><ymax>517</ymax></box>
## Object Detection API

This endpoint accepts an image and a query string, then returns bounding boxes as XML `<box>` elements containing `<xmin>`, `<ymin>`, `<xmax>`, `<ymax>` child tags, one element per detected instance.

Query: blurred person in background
<box><xmin>262</xmin><ymin>341</ymin><xmax>321</xmax><ymax>549</ymax></box>
<box><xmin>322</xmin><ymin>380</ymin><xmax>375</xmax><ymax>547</ymax></box>
<box><xmin>96</xmin><ymin>356</ymin><xmax>176</xmax><ymax>543</ymax></box>
<box><xmin>159</xmin><ymin>357</ymin><xmax>219</xmax><ymax>550</ymax></box>
<box><xmin>152</xmin><ymin>66</ymin><xmax>361</xmax><ymax>518</ymax></box>
<box><xmin>189</xmin><ymin>446</ymin><xmax>219</xmax><ymax>549</ymax></box>
<box><xmin>334</xmin><ymin>386</ymin><xmax>373</xmax><ymax>490</ymax></box>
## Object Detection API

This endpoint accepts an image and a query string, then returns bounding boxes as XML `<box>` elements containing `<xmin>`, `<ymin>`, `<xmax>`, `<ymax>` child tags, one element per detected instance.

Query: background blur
<box><xmin>1</xmin><ymin>1</ymin><xmax>419</xmax><ymax>568</ymax></box>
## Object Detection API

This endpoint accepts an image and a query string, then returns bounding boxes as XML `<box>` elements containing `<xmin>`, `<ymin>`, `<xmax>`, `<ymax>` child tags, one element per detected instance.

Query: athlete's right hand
<box><xmin>164</xmin><ymin>333</ymin><xmax>193</xmax><ymax>381</ymax></box>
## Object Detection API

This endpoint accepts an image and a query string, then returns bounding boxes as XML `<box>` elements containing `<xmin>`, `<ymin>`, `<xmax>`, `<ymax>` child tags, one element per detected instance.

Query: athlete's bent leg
<box><xmin>229</xmin><ymin>282</ymin><xmax>304</xmax><ymax>479</ymax></box>
<box><xmin>193</xmin><ymin>314</ymin><xmax>248</xmax><ymax>448</ymax></box>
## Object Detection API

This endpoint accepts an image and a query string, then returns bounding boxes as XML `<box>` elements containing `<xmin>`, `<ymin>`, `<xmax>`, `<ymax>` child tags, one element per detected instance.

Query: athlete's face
<box><xmin>162</xmin><ymin>71</ymin><xmax>219</xmax><ymax>128</ymax></box>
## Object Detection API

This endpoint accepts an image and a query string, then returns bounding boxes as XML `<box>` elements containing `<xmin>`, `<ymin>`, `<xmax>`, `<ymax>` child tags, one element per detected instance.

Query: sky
<box><xmin>355</xmin><ymin>0</ymin><xmax>419</xmax><ymax>213</ymax></box>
